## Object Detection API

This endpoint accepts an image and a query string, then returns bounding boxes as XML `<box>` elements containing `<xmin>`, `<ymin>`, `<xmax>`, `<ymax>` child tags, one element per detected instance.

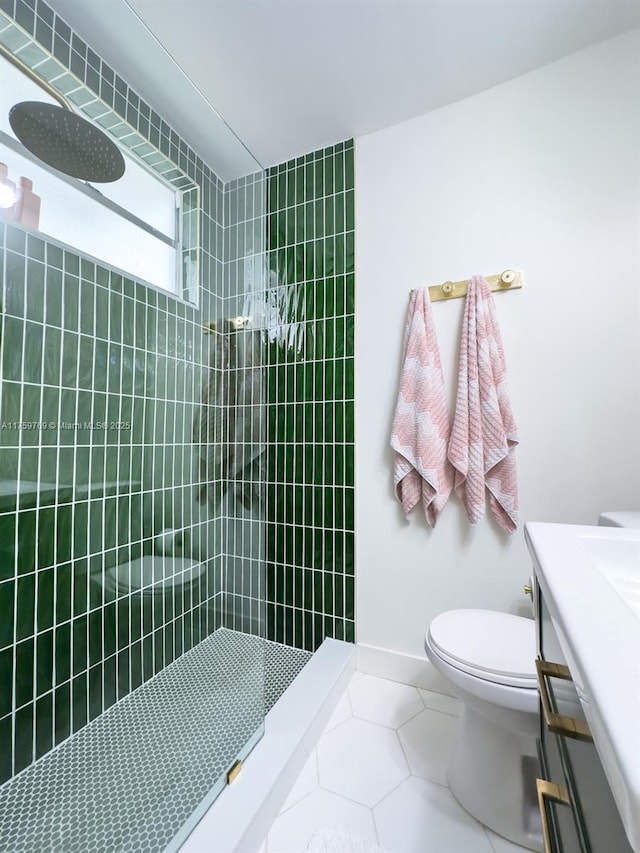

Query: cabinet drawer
<box><xmin>562</xmin><ymin>729</ymin><xmax>634</xmax><ymax>852</ymax></box>
<box><xmin>537</xmin><ymin>735</ymin><xmax>584</xmax><ymax>853</ymax></box>
<box><xmin>537</xmin><ymin>586</ymin><xmax>634</xmax><ymax>852</ymax></box>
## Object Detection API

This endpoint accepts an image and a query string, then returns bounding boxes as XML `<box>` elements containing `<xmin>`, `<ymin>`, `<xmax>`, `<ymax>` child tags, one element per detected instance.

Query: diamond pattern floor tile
<box><xmin>268</xmin><ymin>788</ymin><xmax>378</xmax><ymax>853</ymax></box>
<box><xmin>398</xmin><ymin>707</ymin><xmax>458</xmax><ymax>786</ymax></box>
<box><xmin>374</xmin><ymin>775</ymin><xmax>495</xmax><ymax>853</ymax></box>
<box><xmin>268</xmin><ymin>673</ymin><xmax>532</xmax><ymax>853</ymax></box>
<box><xmin>318</xmin><ymin>717</ymin><xmax>409</xmax><ymax>807</ymax></box>
<box><xmin>349</xmin><ymin>674</ymin><xmax>424</xmax><ymax>729</ymax></box>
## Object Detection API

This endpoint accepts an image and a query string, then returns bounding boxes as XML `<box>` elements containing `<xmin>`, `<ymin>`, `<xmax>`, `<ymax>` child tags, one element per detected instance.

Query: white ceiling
<box><xmin>48</xmin><ymin>0</ymin><xmax>640</xmax><ymax>181</ymax></box>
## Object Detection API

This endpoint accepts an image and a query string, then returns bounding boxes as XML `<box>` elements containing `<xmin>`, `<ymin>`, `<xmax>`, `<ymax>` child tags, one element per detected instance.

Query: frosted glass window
<box><xmin>0</xmin><ymin>140</ymin><xmax>178</xmax><ymax>291</ymax></box>
<box><xmin>0</xmin><ymin>51</ymin><xmax>195</xmax><ymax>300</ymax></box>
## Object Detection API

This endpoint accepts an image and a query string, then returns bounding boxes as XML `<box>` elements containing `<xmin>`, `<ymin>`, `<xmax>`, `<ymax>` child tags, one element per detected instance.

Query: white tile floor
<box><xmin>260</xmin><ymin>672</ymin><xmax>530</xmax><ymax>853</ymax></box>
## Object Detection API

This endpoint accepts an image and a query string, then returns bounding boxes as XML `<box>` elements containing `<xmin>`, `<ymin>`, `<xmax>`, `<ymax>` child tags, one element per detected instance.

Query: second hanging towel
<box><xmin>447</xmin><ymin>275</ymin><xmax>519</xmax><ymax>533</ymax></box>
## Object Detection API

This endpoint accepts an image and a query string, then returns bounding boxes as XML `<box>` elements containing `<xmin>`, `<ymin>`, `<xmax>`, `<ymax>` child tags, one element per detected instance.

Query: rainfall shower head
<box><xmin>1</xmin><ymin>43</ymin><xmax>125</xmax><ymax>183</ymax></box>
<box><xmin>9</xmin><ymin>101</ymin><xmax>125</xmax><ymax>182</ymax></box>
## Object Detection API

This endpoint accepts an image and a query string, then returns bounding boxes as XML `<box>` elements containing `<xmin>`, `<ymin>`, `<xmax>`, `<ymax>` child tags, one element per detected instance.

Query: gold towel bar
<box><xmin>412</xmin><ymin>269</ymin><xmax>524</xmax><ymax>303</ymax></box>
<box><xmin>202</xmin><ymin>316</ymin><xmax>252</xmax><ymax>334</ymax></box>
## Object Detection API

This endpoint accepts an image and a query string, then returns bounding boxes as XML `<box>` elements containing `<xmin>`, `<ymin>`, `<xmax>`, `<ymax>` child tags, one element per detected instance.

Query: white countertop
<box><xmin>525</xmin><ymin>522</ymin><xmax>640</xmax><ymax>853</ymax></box>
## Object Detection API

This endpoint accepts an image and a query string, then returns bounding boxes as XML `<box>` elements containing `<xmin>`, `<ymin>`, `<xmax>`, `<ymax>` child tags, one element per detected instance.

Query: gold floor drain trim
<box><xmin>226</xmin><ymin>760</ymin><xmax>242</xmax><ymax>784</ymax></box>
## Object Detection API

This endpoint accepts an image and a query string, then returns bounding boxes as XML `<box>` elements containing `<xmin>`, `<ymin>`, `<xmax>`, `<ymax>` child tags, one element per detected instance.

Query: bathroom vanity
<box><xmin>525</xmin><ymin>522</ymin><xmax>640</xmax><ymax>853</ymax></box>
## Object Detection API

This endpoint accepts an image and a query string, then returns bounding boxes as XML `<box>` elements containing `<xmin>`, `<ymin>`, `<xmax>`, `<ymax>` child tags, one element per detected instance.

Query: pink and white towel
<box><xmin>447</xmin><ymin>275</ymin><xmax>519</xmax><ymax>533</ymax></box>
<box><xmin>390</xmin><ymin>288</ymin><xmax>453</xmax><ymax>526</ymax></box>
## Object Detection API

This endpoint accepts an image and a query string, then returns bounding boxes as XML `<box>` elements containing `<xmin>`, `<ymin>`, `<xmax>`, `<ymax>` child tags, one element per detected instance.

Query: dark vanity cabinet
<box><xmin>535</xmin><ymin>582</ymin><xmax>635</xmax><ymax>853</ymax></box>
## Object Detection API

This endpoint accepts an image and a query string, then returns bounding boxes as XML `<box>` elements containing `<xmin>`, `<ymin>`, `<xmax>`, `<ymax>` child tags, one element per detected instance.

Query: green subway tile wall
<box><xmin>0</xmin><ymin>0</ymin><xmax>261</xmax><ymax>785</ymax></box>
<box><xmin>263</xmin><ymin>142</ymin><xmax>356</xmax><ymax>651</ymax></box>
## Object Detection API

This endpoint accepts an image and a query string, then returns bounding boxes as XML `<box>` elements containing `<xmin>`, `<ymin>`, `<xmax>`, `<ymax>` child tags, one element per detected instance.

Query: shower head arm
<box><xmin>0</xmin><ymin>41</ymin><xmax>72</xmax><ymax>112</ymax></box>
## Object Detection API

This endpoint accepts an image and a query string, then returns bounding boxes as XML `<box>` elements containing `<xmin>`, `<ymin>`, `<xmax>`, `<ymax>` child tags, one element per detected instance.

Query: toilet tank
<box><xmin>598</xmin><ymin>511</ymin><xmax>640</xmax><ymax>529</ymax></box>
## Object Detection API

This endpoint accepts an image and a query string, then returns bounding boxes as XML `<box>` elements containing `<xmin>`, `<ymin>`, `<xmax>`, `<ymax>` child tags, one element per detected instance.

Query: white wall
<box><xmin>355</xmin><ymin>31</ymin><xmax>640</xmax><ymax>661</ymax></box>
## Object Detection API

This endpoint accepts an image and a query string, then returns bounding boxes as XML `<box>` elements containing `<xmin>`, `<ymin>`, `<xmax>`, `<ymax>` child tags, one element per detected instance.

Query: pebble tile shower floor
<box><xmin>0</xmin><ymin>628</ymin><xmax>311</xmax><ymax>853</ymax></box>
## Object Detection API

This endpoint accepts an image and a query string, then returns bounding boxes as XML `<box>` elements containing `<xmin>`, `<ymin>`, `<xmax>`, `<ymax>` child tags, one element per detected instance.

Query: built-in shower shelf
<box><xmin>0</xmin><ymin>480</ymin><xmax>69</xmax><ymax>510</ymax></box>
<box><xmin>0</xmin><ymin>629</ymin><xmax>311</xmax><ymax>853</ymax></box>
<box><xmin>74</xmin><ymin>479</ymin><xmax>142</xmax><ymax>499</ymax></box>
<box><xmin>0</xmin><ymin>479</ymin><xmax>142</xmax><ymax>511</ymax></box>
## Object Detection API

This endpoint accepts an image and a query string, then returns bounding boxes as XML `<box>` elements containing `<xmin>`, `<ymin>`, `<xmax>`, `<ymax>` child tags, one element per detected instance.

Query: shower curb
<box><xmin>178</xmin><ymin>638</ymin><xmax>356</xmax><ymax>853</ymax></box>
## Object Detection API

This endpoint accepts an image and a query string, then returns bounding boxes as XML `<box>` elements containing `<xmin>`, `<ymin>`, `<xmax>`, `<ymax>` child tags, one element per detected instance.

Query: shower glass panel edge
<box><xmin>188</xmin><ymin>160</ymin><xmax>269</xmax><ymax>836</ymax></box>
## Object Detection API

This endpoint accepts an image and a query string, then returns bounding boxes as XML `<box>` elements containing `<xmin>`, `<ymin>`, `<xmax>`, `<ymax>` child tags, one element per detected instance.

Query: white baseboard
<box><xmin>356</xmin><ymin>643</ymin><xmax>455</xmax><ymax>696</ymax></box>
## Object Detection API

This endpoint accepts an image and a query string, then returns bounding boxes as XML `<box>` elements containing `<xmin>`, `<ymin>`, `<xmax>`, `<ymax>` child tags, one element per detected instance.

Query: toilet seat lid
<box><xmin>428</xmin><ymin>609</ymin><xmax>537</xmax><ymax>686</ymax></box>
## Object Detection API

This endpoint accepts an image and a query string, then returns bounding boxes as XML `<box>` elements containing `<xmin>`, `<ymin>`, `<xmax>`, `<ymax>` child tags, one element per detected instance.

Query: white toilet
<box><xmin>424</xmin><ymin>509</ymin><xmax>640</xmax><ymax>851</ymax></box>
<box><xmin>425</xmin><ymin>608</ymin><xmax>541</xmax><ymax>851</ymax></box>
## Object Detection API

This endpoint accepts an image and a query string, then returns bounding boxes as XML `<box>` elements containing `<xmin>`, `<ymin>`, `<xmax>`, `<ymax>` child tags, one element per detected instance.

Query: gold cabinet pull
<box><xmin>537</xmin><ymin>778</ymin><xmax>570</xmax><ymax>853</ymax></box>
<box><xmin>535</xmin><ymin>659</ymin><xmax>592</xmax><ymax>741</ymax></box>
